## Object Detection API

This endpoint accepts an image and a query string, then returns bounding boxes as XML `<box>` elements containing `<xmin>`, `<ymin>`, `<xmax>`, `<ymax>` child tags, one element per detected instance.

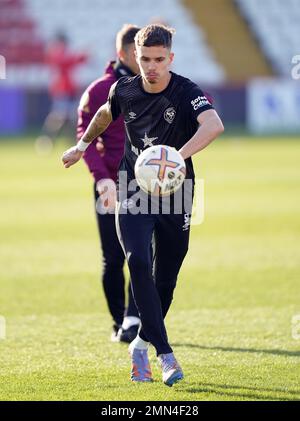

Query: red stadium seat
<box><xmin>0</xmin><ymin>0</ymin><xmax>45</xmax><ymax>64</ymax></box>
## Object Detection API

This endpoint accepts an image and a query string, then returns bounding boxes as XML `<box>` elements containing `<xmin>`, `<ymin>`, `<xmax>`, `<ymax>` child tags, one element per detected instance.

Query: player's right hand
<box><xmin>62</xmin><ymin>146</ymin><xmax>83</xmax><ymax>168</ymax></box>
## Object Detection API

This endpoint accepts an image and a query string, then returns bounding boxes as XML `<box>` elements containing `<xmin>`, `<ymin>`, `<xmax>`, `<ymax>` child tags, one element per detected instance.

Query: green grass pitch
<box><xmin>0</xmin><ymin>136</ymin><xmax>300</xmax><ymax>400</ymax></box>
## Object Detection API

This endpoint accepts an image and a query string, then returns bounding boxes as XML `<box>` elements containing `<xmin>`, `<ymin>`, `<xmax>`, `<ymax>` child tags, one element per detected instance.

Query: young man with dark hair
<box><xmin>62</xmin><ymin>24</ymin><xmax>224</xmax><ymax>386</ymax></box>
<box><xmin>77</xmin><ymin>24</ymin><xmax>141</xmax><ymax>343</ymax></box>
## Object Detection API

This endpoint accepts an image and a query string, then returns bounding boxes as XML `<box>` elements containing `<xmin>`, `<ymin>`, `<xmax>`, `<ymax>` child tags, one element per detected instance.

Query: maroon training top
<box><xmin>77</xmin><ymin>61</ymin><xmax>133</xmax><ymax>182</ymax></box>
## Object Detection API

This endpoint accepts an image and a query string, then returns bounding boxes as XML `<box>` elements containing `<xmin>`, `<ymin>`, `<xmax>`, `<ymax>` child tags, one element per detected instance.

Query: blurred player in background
<box><xmin>36</xmin><ymin>32</ymin><xmax>88</xmax><ymax>152</ymax></box>
<box><xmin>77</xmin><ymin>24</ymin><xmax>141</xmax><ymax>343</ymax></box>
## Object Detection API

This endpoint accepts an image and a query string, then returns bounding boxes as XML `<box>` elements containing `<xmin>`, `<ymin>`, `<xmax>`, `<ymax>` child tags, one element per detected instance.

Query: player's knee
<box><xmin>171</xmin><ymin>245</ymin><xmax>189</xmax><ymax>266</ymax></box>
<box><xmin>102</xmin><ymin>252</ymin><xmax>124</xmax><ymax>270</ymax></box>
<box><xmin>102</xmin><ymin>260</ymin><xmax>123</xmax><ymax>279</ymax></box>
<box><xmin>181</xmin><ymin>241</ymin><xmax>189</xmax><ymax>256</ymax></box>
<box><xmin>156</xmin><ymin>277</ymin><xmax>177</xmax><ymax>291</ymax></box>
<box><xmin>127</xmin><ymin>253</ymin><xmax>151</xmax><ymax>278</ymax></box>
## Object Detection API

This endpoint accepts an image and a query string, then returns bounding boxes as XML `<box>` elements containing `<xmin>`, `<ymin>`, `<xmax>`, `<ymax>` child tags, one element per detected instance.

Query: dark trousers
<box><xmin>115</xmin><ymin>205</ymin><xmax>191</xmax><ymax>355</ymax></box>
<box><xmin>94</xmin><ymin>185</ymin><xmax>139</xmax><ymax>326</ymax></box>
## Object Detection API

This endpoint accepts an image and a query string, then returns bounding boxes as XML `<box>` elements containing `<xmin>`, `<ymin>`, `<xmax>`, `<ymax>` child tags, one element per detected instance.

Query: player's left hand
<box><xmin>62</xmin><ymin>146</ymin><xmax>83</xmax><ymax>168</ymax></box>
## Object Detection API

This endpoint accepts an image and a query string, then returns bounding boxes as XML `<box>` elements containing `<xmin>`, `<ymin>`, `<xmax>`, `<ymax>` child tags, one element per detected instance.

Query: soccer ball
<box><xmin>134</xmin><ymin>145</ymin><xmax>186</xmax><ymax>196</ymax></box>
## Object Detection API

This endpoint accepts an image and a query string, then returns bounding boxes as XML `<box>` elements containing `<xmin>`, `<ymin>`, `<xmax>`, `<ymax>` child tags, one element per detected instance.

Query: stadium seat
<box><xmin>5</xmin><ymin>0</ymin><xmax>225</xmax><ymax>87</ymax></box>
<box><xmin>235</xmin><ymin>0</ymin><xmax>300</xmax><ymax>76</ymax></box>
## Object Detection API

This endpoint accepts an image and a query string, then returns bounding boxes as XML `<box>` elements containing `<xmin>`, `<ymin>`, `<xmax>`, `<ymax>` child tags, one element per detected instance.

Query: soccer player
<box><xmin>36</xmin><ymin>32</ymin><xmax>88</xmax><ymax>151</ymax></box>
<box><xmin>62</xmin><ymin>24</ymin><xmax>224</xmax><ymax>386</ymax></box>
<box><xmin>77</xmin><ymin>24</ymin><xmax>141</xmax><ymax>343</ymax></box>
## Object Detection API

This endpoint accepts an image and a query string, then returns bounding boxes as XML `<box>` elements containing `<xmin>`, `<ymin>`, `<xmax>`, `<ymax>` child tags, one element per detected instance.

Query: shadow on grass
<box><xmin>171</xmin><ymin>343</ymin><xmax>300</xmax><ymax>358</ymax></box>
<box><xmin>180</xmin><ymin>382</ymin><xmax>300</xmax><ymax>401</ymax></box>
<box><xmin>170</xmin><ymin>344</ymin><xmax>300</xmax><ymax>400</ymax></box>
